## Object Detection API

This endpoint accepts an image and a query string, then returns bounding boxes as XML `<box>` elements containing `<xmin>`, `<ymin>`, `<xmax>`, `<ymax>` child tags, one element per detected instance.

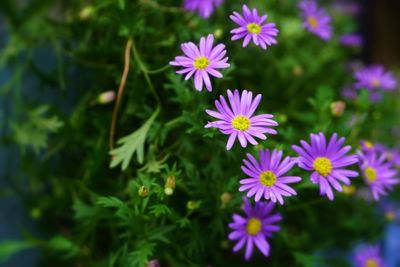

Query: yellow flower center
<box><xmin>247</xmin><ymin>23</ymin><xmax>261</xmax><ymax>34</ymax></box>
<box><xmin>259</xmin><ymin>171</ymin><xmax>277</xmax><ymax>187</ymax></box>
<box><xmin>364</xmin><ymin>141</ymin><xmax>374</xmax><ymax>149</ymax></box>
<box><xmin>365</xmin><ymin>166</ymin><xmax>377</xmax><ymax>182</ymax></box>
<box><xmin>371</xmin><ymin>79</ymin><xmax>381</xmax><ymax>87</ymax></box>
<box><xmin>313</xmin><ymin>157</ymin><xmax>332</xmax><ymax>177</ymax></box>
<box><xmin>193</xmin><ymin>56</ymin><xmax>210</xmax><ymax>70</ymax></box>
<box><xmin>246</xmin><ymin>218</ymin><xmax>262</xmax><ymax>235</ymax></box>
<box><xmin>307</xmin><ymin>16</ymin><xmax>318</xmax><ymax>28</ymax></box>
<box><xmin>231</xmin><ymin>115</ymin><xmax>250</xmax><ymax>131</ymax></box>
<box><xmin>365</xmin><ymin>259</ymin><xmax>378</xmax><ymax>267</ymax></box>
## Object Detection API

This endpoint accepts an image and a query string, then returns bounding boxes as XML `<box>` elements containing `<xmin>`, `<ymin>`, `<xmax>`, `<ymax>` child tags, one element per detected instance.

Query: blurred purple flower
<box><xmin>354</xmin><ymin>65</ymin><xmax>397</xmax><ymax>91</ymax></box>
<box><xmin>299</xmin><ymin>0</ymin><xmax>332</xmax><ymax>41</ymax></box>
<box><xmin>205</xmin><ymin>89</ymin><xmax>278</xmax><ymax>150</ymax></box>
<box><xmin>333</xmin><ymin>2</ymin><xmax>362</xmax><ymax>16</ymax></box>
<box><xmin>340</xmin><ymin>33</ymin><xmax>362</xmax><ymax>47</ymax></box>
<box><xmin>183</xmin><ymin>0</ymin><xmax>223</xmax><ymax>18</ymax></box>
<box><xmin>239</xmin><ymin>149</ymin><xmax>301</xmax><ymax>204</ymax></box>
<box><xmin>354</xmin><ymin>245</ymin><xmax>386</xmax><ymax>267</ymax></box>
<box><xmin>230</xmin><ymin>5</ymin><xmax>279</xmax><ymax>50</ymax></box>
<box><xmin>341</xmin><ymin>86</ymin><xmax>358</xmax><ymax>100</ymax></box>
<box><xmin>358</xmin><ymin>150</ymin><xmax>399</xmax><ymax>201</ymax></box>
<box><xmin>228</xmin><ymin>198</ymin><xmax>281</xmax><ymax>260</ymax></box>
<box><xmin>292</xmin><ymin>132</ymin><xmax>359</xmax><ymax>200</ymax></box>
<box><xmin>170</xmin><ymin>34</ymin><xmax>230</xmax><ymax>92</ymax></box>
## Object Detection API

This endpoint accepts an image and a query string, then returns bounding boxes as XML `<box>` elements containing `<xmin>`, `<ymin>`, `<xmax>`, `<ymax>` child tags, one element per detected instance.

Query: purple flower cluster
<box><xmin>171</xmin><ymin>1</ymin><xmax>400</xmax><ymax>262</ymax></box>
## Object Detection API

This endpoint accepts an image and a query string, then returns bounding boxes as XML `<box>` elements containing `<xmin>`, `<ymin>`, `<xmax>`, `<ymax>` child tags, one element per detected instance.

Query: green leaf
<box><xmin>110</xmin><ymin>108</ymin><xmax>160</xmax><ymax>170</ymax></box>
<box><xmin>293</xmin><ymin>252</ymin><xmax>319</xmax><ymax>266</ymax></box>
<box><xmin>118</xmin><ymin>0</ymin><xmax>125</xmax><ymax>10</ymax></box>
<box><xmin>0</xmin><ymin>240</ymin><xmax>34</xmax><ymax>262</ymax></box>
<box><xmin>47</xmin><ymin>236</ymin><xmax>79</xmax><ymax>257</ymax></box>
<box><xmin>96</xmin><ymin>196</ymin><xmax>132</xmax><ymax>219</ymax></box>
<box><xmin>12</xmin><ymin>105</ymin><xmax>64</xmax><ymax>153</ymax></box>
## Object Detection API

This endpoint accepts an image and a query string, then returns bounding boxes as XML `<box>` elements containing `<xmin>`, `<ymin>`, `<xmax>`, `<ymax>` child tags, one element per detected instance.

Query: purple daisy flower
<box><xmin>239</xmin><ymin>149</ymin><xmax>301</xmax><ymax>204</ymax></box>
<box><xmin>170</xmin><ymin>34</ymin><xmax>230</xmax><ymax>92</ymax></box>
<box><xmin>183</xmin><ymin>0</ymin><xmax>223</xmax><ymax>18</ymax></box>
<box><xmin>299</xmin><ymin>0</ymin><xmax>332</xmax><ymax>41</ymax></box>
<box><xmin>354</xmin><ymin>65</ymin><xmax>397</xmax><ymax>91</ymax></box>
<box><xmin>359</xmin><ymin>140</ymin><xmax>385</xmax><ymax>154</ymax></box>
<box><xmin>354</xmin><ymin>245</ymin><xmax>386</xmax><ymax>267</ymax></box>
<box><xmin>340</xmin><ymin>33</ymin><xmax>363</xmax><ymax>47</ymax></box>
<box><xmin>228</xmin><ymin>198</ymin><xmax>281</xmax><ymax>260</ymax></box>
<box><xmin>385</xmin><ymin>148</ymin><xmax>400</xmax><ymax>167</ymax></box>
<box><xmin>230</xmin><ymin>5</ymin><xmax>279</xmax><ymax>50</ymax></box>
<box><xmin>358</xmin><ymin>150</ymin><xmax>399</xmax><ymax>201</ymax></box>
<box><xmin>205</xmin><ymin>89</ymin><xmax>278</xmax><ymax>150</ymax></box>
<box><xmin>292</xmin><ymin>133</ymin><xmax>359</xmax><ymax>200</ymax></box>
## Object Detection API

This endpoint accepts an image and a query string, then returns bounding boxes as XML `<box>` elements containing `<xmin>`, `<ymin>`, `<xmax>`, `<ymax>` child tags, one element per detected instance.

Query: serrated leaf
<box><xmin>96</xmin><ymin>196</ymin><xmax>132</xmax><ymax>219</ymax></box>
<box><xmin>12</xmin><ymin>105</ymin><xmax>64</xmax><ymax>153</ymax></box>
<box><xmin>110</xmin><ymin>108</ymin><xmax>159</xmax><ymax>170</ymax></box>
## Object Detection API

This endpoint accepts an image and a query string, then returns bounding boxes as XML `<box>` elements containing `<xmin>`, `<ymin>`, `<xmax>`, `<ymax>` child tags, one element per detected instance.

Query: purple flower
<box><xmin>333</xmin><ymin>2</ymin><xmax>362</xmax><ymax>16</ymax></box>
<box><xmin>354</xmin><ymin>65</ymin><xmax>397</xmax><ymax>91</ymax></box>
<box><xmin>354</xmin><ymin>245</ymin><xmax>386</xmax><ymax>267</ymax></box>
<box><xmin>205</xmin><ymin>89</ymin><xmax>278</xmax><ymax>150</ymax></box>
<box><xmin>292</xmin><ymin>133</ymin><xmax>359</xmax><ymax>200</ymax></box>
<box><xmin>170</xmin><ymin>34</ymin><xmax>230</xmax><ymax>92</ymax></box>
<box><xmin>358</xmin><ymin>150</ymin><xmax>399</xmax><ymax>201</ymax></box>
<box><xmin>228</xmin><ymin>198</ymin><xmax>281</xmax><ymax>260</ymax></box>
<box><xmin>183</xmin><ymin>0</ymin><xmax>223</xmax><ymax>18</ymax></box>
<box><xmin>239</xmin><ymin>149</ymin><xmax>301</xmax><ymax>204</ymax></box>
<box><xmin>384</xmin><ymin>148</ymin><xmax>400</xmax><ymax>167</ymax></box>
<box><xmin>359</xmin><ymin>140</ymin><xmax>386</xmax><ymax>154</ymax></box>
<box><xmin>340</xmin><ymin>33</ymin><xmax>363</xmax><ymax>47</ymax></box>
<box><xmin>230</xmin><ymin>5</ymin><xmax>279</xmax><ymax>50</ymax></box>
<box><xmin>299</xmin><ymin>0</ymin><xmax>332</xmax><ymax>41</ymax></box>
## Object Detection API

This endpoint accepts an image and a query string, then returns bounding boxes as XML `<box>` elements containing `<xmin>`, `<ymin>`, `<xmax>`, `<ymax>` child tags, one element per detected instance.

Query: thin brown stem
<box><xmin>109</xmin><ymin>39</ymin><xmax>133</xmax><ymax>150</ymax></box>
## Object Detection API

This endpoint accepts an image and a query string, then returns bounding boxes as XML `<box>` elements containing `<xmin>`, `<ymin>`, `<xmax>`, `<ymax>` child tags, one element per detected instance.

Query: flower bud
<box><xmin>292</xmin><ymin>65</ymin><xmax>303</xmax><ymax>76</ymax></box>
<box><xmin>213</xmin><ymin>29</ymin><xmax>223</xmax><ymax>39</ymax></box>
<box><xmin>97</xmin><ymin>91</ymin><xmax>116</xmax><ymax>104</ymax></box>
<box><xmin>330</xmin><ymin>101</ymin><xmax>346</xmax><ymax>117</ymax></box>
<box><xmin>220</xmin><ymin>192</ymin><xmax>232</xmax><ymax>208</ymax></box>
<box><xmin>79</xmin><ymin>6</ymin><xmax>95</xmax><ymax>20</ymax></box>
<box><xmin>138</xmin><ymin>186</ymin><xmax>149</xmax><ymax>198</ymax></box>
<box><xmin>30</xmin><ymin>207</ymin><xmax>42</xmax><ymax>219</ymax></box>
<box><xmin>164</xmin><ymin>176</ymin><xmax>176</xmax><ymax>196</ymax></box>
<box><xmin>385</xmin><ymin>211</ymin><xmax>396</xmax><ymax>222</ymax></box>
<box><xmin>187</xmin><ymin>200</ymin><xmax>201</xmax><ymax>210</ymax></box>
<box><xmin>147</xmin><ymin>259</ymin><xmax>160</xmax><ymax>267</ymax></box>
<box><xmin>342</xmin><ymin>185</ymin><xmax>356</xmax><ymax>195</ymax></box>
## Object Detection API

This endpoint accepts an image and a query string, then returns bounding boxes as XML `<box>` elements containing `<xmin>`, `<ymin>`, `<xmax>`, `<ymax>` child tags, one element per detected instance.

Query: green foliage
<box><xmin>0</xmin><ymin>240</ymin><xmax>34</xmax><ymax>262</ymax></box>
